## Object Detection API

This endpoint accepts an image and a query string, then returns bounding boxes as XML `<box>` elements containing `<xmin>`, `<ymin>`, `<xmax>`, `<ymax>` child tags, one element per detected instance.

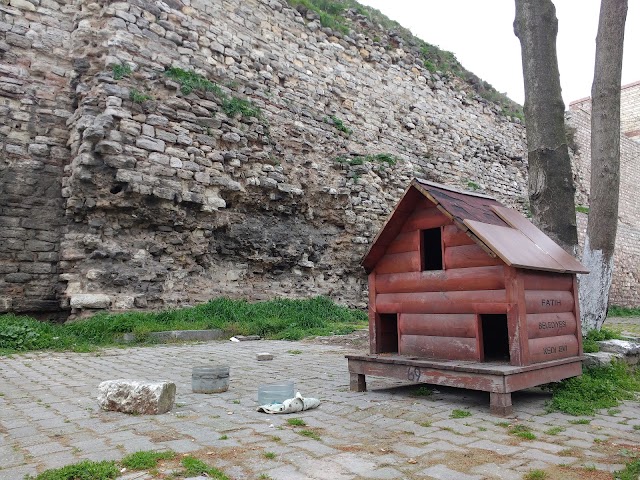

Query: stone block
<box><xmin>70</xmin><ymin>294</ymin><xmax>111</xmax><ymax>309</ymax></box>
<box><xmin>0</xmin><ymin>296</ymin><xmax>12</xmax><ymax>312</ymax></box>
<box><xmin>598</xmin><ymin>339</ymin><xmax>640</xmax><ymax>365</ymax></box>
<box><xmin>583</xmin><ymin>352</ymin><xmax>621</xmax><ymax>368</ymax></box>
<box><xmin>97</xmin><ymin>380</ymin><xmax>175</xmax><ymax>414</ymax></box>
<box><xmin>256</xmin><ymin>352</ymin><xmax>274</xmax><ymax>361</ymax></box>
<box><xmin>136</xmin><ymin>136</ymin><xmax>165</xmax><ymax>152</ymax></box>
<box><xmin>9</xmin><ymin>0</ymin><xmax>36</xmax><ymax>11</ymax></box>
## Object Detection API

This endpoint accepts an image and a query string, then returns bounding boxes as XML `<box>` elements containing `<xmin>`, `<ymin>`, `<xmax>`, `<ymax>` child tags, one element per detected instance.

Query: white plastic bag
<box><xmin>257</xmin><ymin>392</ymin><xmax>320</xmax><ymax>414</ymax></box>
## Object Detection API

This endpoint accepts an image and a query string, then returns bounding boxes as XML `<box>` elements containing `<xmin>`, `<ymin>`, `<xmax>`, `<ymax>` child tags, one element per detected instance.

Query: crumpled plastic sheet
<box><xmin>256</xmin><ymin>392</ymin><xmax>320</xmax><ymax>414</ymax></box>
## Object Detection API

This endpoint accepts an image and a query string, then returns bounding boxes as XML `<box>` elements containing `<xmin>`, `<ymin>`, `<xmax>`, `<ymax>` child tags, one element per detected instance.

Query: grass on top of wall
<box><xmin>608</xmin><ymin>306</ymin><xmax>640</xmax><ymax>318</ymax></box>
<box><xmin>0</xmin><ymin>296</ymin><xmax>367</xmax><ymax>355</ymax></box>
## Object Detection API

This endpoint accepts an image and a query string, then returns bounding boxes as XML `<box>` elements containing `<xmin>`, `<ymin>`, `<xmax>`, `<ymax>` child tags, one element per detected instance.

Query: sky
<box><xmin>357</xmin><ymin>1</ymin><xmax>640</xmax><ymax>106</ymax></box>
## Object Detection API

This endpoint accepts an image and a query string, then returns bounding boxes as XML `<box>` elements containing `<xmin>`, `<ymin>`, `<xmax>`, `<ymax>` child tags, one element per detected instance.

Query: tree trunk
<box><xmin>514</xmin><ymin>0</ymin><xmax>578</xmax><ymax>254</ymax></box>
<box><xmin>579</xmin><ymin>0</ymin><xmax>627</xmax><ymax>333</ymax></box>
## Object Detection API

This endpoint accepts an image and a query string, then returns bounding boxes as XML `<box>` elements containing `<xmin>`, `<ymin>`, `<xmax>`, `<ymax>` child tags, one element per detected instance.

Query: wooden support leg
<box><xmin>350</xmin><ymin>373</ymin><xmax>366</xmax><ymax>392</ymax></box>
<box><xmin>490</xmin><ymin>392</ymin><xmax>513</xmax><ymax>416</ymax></box>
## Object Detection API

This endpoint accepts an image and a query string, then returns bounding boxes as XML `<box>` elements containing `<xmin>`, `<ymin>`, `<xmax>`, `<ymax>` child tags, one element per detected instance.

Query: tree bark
<box><xmin>514</xmin><ymin>0</ymin><xmax>578</xmax><ymax>254</ymax></box>
<box><xmin>579</xmin><ymin>0</ymin><xmax>627</xmax><ymax>333</ymax></box>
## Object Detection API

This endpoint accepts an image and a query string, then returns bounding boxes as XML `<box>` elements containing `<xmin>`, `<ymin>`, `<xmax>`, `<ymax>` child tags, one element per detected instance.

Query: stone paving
<box><xmin>0</xmin><ymin>340</ymin><xmax>638</xmax><ymax>479</ymax></box>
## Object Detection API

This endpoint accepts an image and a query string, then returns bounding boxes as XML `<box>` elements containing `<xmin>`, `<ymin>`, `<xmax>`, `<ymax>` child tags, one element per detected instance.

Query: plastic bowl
<box><xmin>258</xmin><ymin>381</ymin><xmax>295</xmax><ymax>405</ymax></box>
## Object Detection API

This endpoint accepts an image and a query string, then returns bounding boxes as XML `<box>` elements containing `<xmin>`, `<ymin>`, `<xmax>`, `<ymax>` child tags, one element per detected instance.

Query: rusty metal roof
<box><xmin>361</xmin><ymin>179</ymin><xmax>588</xmax><ymax>274</ymax></box>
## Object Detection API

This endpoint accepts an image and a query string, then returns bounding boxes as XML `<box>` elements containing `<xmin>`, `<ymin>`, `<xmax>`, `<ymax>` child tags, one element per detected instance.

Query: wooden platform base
<box><xmin>346</xmin><ymin>354</ymin><xmax>583</xmax><ymax>416</ymax></box>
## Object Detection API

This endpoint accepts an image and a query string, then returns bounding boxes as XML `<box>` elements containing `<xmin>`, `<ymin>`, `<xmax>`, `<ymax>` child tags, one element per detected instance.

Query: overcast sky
<box><xmin>357</xmin><ymin>1</ymin><xmax>639</xmax><ymax>106</ymax></box>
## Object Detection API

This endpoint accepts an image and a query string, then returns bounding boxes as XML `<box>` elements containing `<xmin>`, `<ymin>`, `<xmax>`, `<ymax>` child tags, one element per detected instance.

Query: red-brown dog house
<box><xmin>346</xmin><ymin>179</ymin><xmax>589</xmax><ymax>415</ymax></box>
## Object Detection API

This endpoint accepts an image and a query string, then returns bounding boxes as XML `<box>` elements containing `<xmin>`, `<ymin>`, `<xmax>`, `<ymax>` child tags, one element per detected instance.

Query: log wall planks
<box><xmin>374</xmin><ymin>251</ymin><xmax>421</xmax><ymax>275</ymax></box>
<box><xmin>376</xmin><ymin>290</ymin><xmax>508</xmax><ymax>314</ymax></box>
<box><xmin>526</xmin><ymin>312</ymin><xmax>577</xmax><ymax>339</ymax></box>
<box><xmin>528</xmin><ymin>335</ymin><xmax>579</xmax><ymax>363</ymax></box>
<box><xmin>442</xmin><ymin>224</ymin><xmax>476</xmax><ymax>247</ymax></box>
<box><xmin>522</xmin><ymin>271</ymin><xmax>573</xmax><ymax>291</ymax></box>
<box><xmin>524</xmin><ymin>290</ymin><xmax>574</xmax><ymax>314</ymax></box>
<box><xmin>401</xmin><ymin>207</ymin><xmax>451</xmax><ymax>232</ymax></box>
<box><xmin>399</xmin><ymin>313</ymin><xmax>476</xmax><ymax>338</ymax></box>
<box><xmin>400</xmin><ymin>335</ymin><xmax>479</xmax><ymax>361</ymax></box>
<box><xmin>444</xmin><ymin>245</ymin><xmax>503</xmax><ymax>269</ymax></box>
<box><xmin>375</xmin><ymin>266</ymin><xmax>505</xmax><ymax>294</ymax></box>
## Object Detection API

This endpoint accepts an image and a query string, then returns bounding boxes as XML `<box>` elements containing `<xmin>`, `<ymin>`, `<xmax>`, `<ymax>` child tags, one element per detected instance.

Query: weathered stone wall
<box><xmin>0</xmin><ymin>0</ymin><xmax>73</xmax><ymax>316</ymax></box>
<box><xmin>571</xmin><ymin>80</ymin><xmax>640</xmax><ymax>144</ymax></box>
<box><xmin>4</xmin><ymin>0</ymin><xmax>635</xmax><ymax>316</ymax></box>
<box><xmin>568</xmin><ymin>105</ymin><xmax>640</xmax><ymax>307</ymax></box>
<box><xmin>53</xmin><ymin>0</ymin><xmax>528</xmax><ymax>314</ymax></box>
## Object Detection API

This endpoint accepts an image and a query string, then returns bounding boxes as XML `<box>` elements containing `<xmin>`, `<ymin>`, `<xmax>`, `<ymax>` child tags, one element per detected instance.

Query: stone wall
<box><xmin>568</xmin><ymin>105</ymin><xmax>640</xmax><ymax>307</ymax></box>
<box><xmin>2</xmin><ymin>0</ymin><xmax>636</xmax><ymax>316</ymax></box>
<box><xmin>570</xmin><ymin>80</ymin><xmax>640</xmax><ymax>144</ymax></box>
<box><xmin>54</xmin><ymin>0</ymin><xmax>528</xmax><ymax>315</ymax></box>
<box><xmin>0</xmin><ymin>0</ymin><xmax>73</xmax><ymax>316</ymax></box>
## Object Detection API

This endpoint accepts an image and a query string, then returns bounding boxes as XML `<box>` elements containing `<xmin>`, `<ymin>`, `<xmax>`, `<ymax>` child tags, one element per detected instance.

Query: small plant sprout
<box><xmin>545</xmin><ymin>426</ymin><xmax>565</xmax><ymax>435</ymax></box>
<box><xmin>450</xmin><ymin>409</ymin><xmax>472</xmax><ymax>419</ymax></box>
<box><xmin>298</xmin><ymin>429</ymin><xmax>321</xmax><ymax>441</ymax></box>
<box><xmin>523</xmin><ymin>469</ymin><xmax>547</xmax><ymax>480</ymax></box>
<box><xmin>129</xmin><ymin>89</ymin><xmax>151</xmax><ymax>103</ymax></box>
<box><xmin>287</xmin><ymin>418</ymin><xmax>306</xmax><ymax>427</ymax></box>
<box><xmin>509</xmin><ymin>424</ymin><xmax>536</xmax><ymax>440</ymax></box>
<box><xmin>263</xmin><ymin>452</ymin><xmax>276</xmax><ymax>459</ymax></box>
<box><xmin>112</xmin><ymin>62</ymin><xmax>132</xmax><ymax>80</ymax></box>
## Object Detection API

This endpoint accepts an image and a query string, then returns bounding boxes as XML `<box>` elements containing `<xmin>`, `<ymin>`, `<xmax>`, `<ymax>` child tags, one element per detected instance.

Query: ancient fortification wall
<box><xmin>0</xmin><ymin>0</ymin><xmax>636</xmax><ymax>316</ymax></box>
<box><xmin>0</xmin><ymin>0</ymin><xmax>73</xmax><ymax>316</ymax></box>
<box><xmin>568</xmin><ymin>105</ymin><xmax>640</xmax><ymax>308</ymax></box>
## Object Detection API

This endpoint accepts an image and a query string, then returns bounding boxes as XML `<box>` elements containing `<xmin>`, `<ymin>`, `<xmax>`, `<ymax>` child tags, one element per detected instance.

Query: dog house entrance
<box><xmin>378</xmin><ymin>313</ymin><xmax>398</xmax><ymax>353</ymax></box>
<box><xmin>480</xmin><ymin>314</ymin><xmax>510</xmax><ymax>362</ymax></box>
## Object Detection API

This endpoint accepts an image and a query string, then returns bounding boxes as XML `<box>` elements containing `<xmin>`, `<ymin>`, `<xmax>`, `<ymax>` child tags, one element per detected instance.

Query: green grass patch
<box><xmin>523</xmin><ymin>470</ymin><xmax>547</xmax><ymax>480</ymax></box>
<box><xmin>328</xmin><ymin>115</ymin><xmax>352</xmax><ymax>135</ymax></box>
<box><xmin>121</xmin><ymin>450</ymin><xmax>175</xmax><ymax>470</ymax></box>
<box><xmin>264</xmin><ymin>451</ymin><xmax>276</xmax><ymax>459</ymax></box>
<box><xmin>287</xmin><ymin>418</ymin><xmax>306</xmax><ymax>427</ymax></box>
<box><xmin>582</xmin><ymin>327</ymin><xmax>622</xmax><ymax>353</ymax></box>
<box><xmin>286</xmin><ymin>0</ymin><xmax>349</xmax><ymax>33</ymax></box>
<box><xmin>297</xmin><ymin>429</ymin><xmax>321</xmax><ymax>440</ymax></box>
<box><xmin>181</xmin><ymin>456</ymin><xmax>229</xmax><ymax>479</ymax></box>
<box><xmin>450</xmin><ymin>409</ymin><xmax>471</xmax><ymax>419</ymax></box>
<box><xmin>0</xmin><ymin>296</ymin><xmax>367</xmax><ymax>355</ymax></box>
<box><xmin>608</xmin><ymin>306</ymin><xmax>640</xmax><ymax>317</ymax></box>
<box><xmin>544</xmin><ymin>426</ymin><xmax>565</xmax><ymax>436</ymax></box>
<box><xmin>129</xmin><ymin>89</ymin><xmax>152</xmax><ymax>103</ymax></box>
<box><xmin>575</xmin><ymin>205</ymin><xmax>589</xmax><ymax>214</ymax></box>
<box><xmin>164</xmin><ymin>67</ymin><xmax>260</xmax><ymax>118</ymax></box>
<box><xmin>165</xmin><ymin>67</ymin><xmax>220</xmax><ymax>95</ymax></box>
<box><xmin>222</xmin><ymin>96</ymin><xmax>260</xmax><ymax>118</ymax></box>
<box><xmin>287</xmin><ymin>349</ymin><xmax>303</xmax><ymax>355</ymax></box>
<box><xmin>568</xmin><ymin>419</ymin><xmax>591</xmax><ymax>425</ymax></box>
<box><xmin>615</xmin><ymin>459</ymin><xmax>640</xmax><ymax>480</ymax></box>
<box><xmin>546</xmin><ymin>361</ymin><xmax>640</xmax><ymax>416</ymax></box>
<box><xmin>509</xmin><ymin>424</ymin><xmax>536</xmax><ymax>440</ymax></box>
<box><xmin>112</xmin><ymin>63</ymin><xmax>131</xmax><ymax>80</ymax></box>
<box><xmin>414</xmin><ymin>386</ymin><xmax>433</xmax><ymax>396</ymax></box>
<box><xmin>27</xmin><ymin>460</ymin><xmax>119</xmax><ymax>480</ymax></box>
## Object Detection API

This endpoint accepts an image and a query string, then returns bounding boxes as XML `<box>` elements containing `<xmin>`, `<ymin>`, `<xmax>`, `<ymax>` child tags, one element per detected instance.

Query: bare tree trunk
<box><xmin>514</xmin><ymin>0</ymin><xmax>578</xmax><ymax>254</ymax></box>
<box><xmin>579</xmin><ymin>0</ymin><xmax>627</xmax><ymax>333</ymax></box>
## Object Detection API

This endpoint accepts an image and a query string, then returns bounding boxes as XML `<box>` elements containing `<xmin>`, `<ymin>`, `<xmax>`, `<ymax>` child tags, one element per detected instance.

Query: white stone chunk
<box><xmin>97</xmin><ymin>380</ymin><xmax>176</xmax><ymax>414</ymax></box>
<box><xmin>70</xmin><ymin>294</ymin><xmax>111</xmax><ymax>309</ymax></box>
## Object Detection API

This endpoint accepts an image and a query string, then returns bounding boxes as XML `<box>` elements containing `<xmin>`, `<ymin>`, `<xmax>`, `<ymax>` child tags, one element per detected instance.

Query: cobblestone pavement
<box><xmin>1</xmin><ymin>340</ymin><xmax>638</xmax><ymax>480</ymax></box>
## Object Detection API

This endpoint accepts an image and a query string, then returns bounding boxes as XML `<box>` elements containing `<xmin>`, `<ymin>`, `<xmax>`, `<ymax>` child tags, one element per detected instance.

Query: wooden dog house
<box><xmin>346</xmin><ymin>179</ymin><xmax>588</xmax><ymax>414</ymax></box>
